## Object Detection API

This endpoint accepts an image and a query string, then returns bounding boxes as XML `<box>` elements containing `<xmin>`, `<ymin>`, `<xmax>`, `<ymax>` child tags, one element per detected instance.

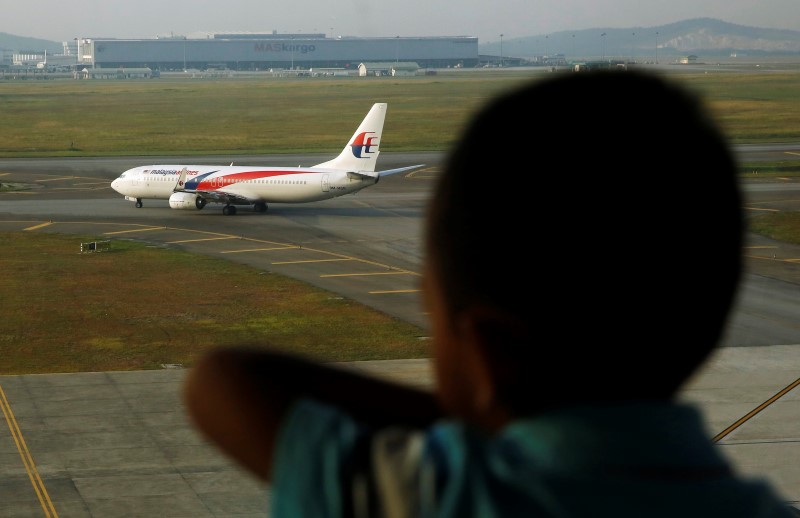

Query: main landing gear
<box><xmin>135</xmin><ymin>198</ymin><xmax>143</xmax><ymax>208</ymax></box>
<box><xmin>221</xmin><ymin>202</ymin><xmax>268</xmax><ymax>215</ymax></box>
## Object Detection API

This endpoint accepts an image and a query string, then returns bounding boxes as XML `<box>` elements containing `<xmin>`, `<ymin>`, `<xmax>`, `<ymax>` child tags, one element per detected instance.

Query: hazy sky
<box><xmin>9</xmin><ymin>0</ymin><xmax>800</xmax><ymax>44</ymax></box>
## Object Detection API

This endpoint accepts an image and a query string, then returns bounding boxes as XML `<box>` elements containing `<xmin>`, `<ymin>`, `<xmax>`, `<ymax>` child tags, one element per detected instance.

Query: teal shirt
<box><xmin>271</xmin><ymin>399</ymin><xmax>795</xmax><ymax>517</ymax></box>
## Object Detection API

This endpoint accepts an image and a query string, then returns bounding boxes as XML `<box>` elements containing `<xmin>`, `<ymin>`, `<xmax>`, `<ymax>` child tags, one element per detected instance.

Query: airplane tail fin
<box><xmin>313</xmin><ymin>103</ymin><xmax>387</xmax><ymax>172</ymax></box>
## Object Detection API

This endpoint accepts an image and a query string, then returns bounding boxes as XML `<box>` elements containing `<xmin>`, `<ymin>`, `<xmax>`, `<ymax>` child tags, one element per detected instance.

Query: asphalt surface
<box><xmin>0</xmin><ymin>151</ymin><xmax>799</xmax><ymax>516</ymax></box>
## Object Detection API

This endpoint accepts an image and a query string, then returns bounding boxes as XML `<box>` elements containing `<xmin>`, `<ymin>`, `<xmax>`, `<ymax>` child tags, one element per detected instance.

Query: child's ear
<box><xmin>455</xmin><ymin>306</ymin><xmax>525</xmax><ymax>429</ymax></box>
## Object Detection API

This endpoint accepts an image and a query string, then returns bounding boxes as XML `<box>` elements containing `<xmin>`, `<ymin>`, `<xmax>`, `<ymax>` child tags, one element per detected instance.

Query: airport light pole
<box><xmin>655</xmin><ymin>31</ymin><xmax>659</xmax><ymax>64</ymax></box>
<box><xmin>571</xmin><ymin>34</ymin><xmax>575</xmax><ymax>59</ymax></box>
<box><xmin>601</xmin><ymin>32</ymin><xmax>606</xmax><ymax>61</ymax></box>
<box><xmin>630</xmin><ymin>32</ymin><xmax>635</xmax><ymax>63</ymax></box>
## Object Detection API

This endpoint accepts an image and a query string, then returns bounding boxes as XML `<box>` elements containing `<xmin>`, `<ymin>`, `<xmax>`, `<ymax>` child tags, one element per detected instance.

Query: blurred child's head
<box><xmin>423</xmin><ymin>70</ymin><xmax>742</xmax><ymax>425</ymax></box>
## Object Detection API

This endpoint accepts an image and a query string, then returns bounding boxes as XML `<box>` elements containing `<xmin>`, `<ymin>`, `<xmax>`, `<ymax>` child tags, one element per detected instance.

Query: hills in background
<box><xmin>0</xmin><ymin>33</ymin><xmax>63</xmax><ymax>54</ymax></box>
<box><xmin>481</xmin><ymin>18</ymin><xmax>800</xmax><ymax>60</ymax></box>
<box><xmin>4</xmin><ymin>18</ymin><xmax>800</xmax><ymax>61</ymax></box>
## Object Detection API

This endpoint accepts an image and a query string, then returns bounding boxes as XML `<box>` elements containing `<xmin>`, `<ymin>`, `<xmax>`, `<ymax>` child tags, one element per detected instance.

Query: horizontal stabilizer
<box><xmin>377</xmin><ymin>164</ymin><xmax>427</xmax><ymax>177</ymax></box>
<box><xmin>347</xmin><ymin>164</ymin><xmax>426</xmax><ymax>181</ymax></box>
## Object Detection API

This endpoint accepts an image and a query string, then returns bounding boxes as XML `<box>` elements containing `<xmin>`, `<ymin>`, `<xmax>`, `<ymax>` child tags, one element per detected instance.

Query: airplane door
<box><xmin>321</xmin><ymin>174</ymin><xmax>330</xmax><ymax>192</ymax></box>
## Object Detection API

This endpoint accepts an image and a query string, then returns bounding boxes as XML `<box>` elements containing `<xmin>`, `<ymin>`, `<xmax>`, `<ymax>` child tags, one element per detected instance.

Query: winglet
<box><xmin>313</xmin><ymin>103</ymin><xmax>387</xmax><ymax>172</ymax></box>
<box><xmin>174</xmin><ymin>167</ymin><xmax>189</xmax><ymax>192</ymax></box>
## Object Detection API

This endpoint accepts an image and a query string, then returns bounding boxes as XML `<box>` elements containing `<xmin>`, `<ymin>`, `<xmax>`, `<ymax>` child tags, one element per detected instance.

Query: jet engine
<box><xmin>169</xmin><ymin>192</ymin><xmax>207</xmax><ymax>210</ymax></box>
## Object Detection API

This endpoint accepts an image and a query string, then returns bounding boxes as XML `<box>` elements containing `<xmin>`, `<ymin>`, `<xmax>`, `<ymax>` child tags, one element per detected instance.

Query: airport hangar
<box><xmin>75</xmin><ymin>33</ymin><xmax>479</xmax><ymax>71</ymax></box>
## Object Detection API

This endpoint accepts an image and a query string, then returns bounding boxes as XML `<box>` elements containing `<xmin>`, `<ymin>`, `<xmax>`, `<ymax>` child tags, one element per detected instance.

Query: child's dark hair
<box><xmin>425</xmin><ymin>70</ymin><xmax>742</xmax><ymax>408</ymax></box>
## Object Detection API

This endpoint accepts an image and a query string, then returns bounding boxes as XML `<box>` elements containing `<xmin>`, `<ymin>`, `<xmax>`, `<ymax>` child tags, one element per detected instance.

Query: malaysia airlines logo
<box><xmin>350</xmin><ymin>131</ymin><xmax>379</xmax><ymax>158</ymax></box>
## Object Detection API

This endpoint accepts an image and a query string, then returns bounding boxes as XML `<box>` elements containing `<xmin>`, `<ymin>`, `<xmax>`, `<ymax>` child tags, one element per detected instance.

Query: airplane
<box><xmin>109</xmin><ymin>102</ymin><xmax>425</xmax><ymax>215</ymax></box>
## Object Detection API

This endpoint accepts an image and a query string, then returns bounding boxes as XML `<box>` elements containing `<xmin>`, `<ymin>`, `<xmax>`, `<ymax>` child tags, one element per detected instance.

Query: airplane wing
<box><xmin>172</xmin><ymin>168</ymin><xmax>253</xmax><ymax>206</ymax></box>
<box><xmin>187</xmin><ymin>189</ymin><xmax>253</xmax><ymax>206</ymax></box>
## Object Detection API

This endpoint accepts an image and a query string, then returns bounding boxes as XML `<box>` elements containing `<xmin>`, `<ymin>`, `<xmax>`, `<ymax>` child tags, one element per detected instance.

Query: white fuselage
<box><xmin>110</xmin><ymin>165</ymin><xmax>377</xmax><ymax>205</ymax></box>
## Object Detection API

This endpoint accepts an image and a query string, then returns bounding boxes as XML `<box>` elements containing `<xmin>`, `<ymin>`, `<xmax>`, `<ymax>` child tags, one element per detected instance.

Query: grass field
<box><xmin>2</xmin><ymin>69</ymin><xmax>800</xmax><ymax>157</ymax></box>
<box><xmin>3</xmin><ymin>68</ymin><xmax>800</xmax><ymax>374</ymax></box>
<box><xmin>0</xmin><ymin>74</ymin><xmax>531</xmax><ymax>157</ymax></box>
<box><xmin>0</xmin><ymin>232</ymin><xmax>430</xmax><ymax>374</ymax></box>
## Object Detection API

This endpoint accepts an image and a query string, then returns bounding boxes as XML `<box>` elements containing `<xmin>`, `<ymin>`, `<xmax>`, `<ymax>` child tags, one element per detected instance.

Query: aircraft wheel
<box><xmin>223</xmin><ymin>205</ymin><xmax>237</xmax><ymax>215</ymax></box>
<box><xmin>195</xmin><ymin>197</ymin><xmax>206</xmax><ymax>210</ymax></box>
<box><xmin>254</xmin><ymin>202</ymin><xmax>267</xmax><ymax>213</ymax></box>
<box><xmin>135</xmin><ymin>199</ymin><xmax>143</xmax><ymax>208</ymax></box>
